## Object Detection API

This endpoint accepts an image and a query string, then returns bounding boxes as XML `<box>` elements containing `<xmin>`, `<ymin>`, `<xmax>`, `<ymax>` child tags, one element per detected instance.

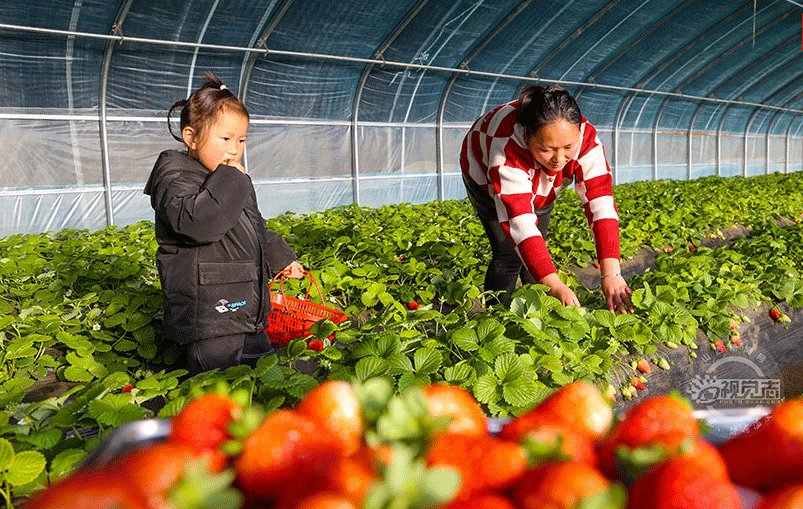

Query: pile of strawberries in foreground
<box><xmin>26</xmin><ymin>378</ymin><xmax>803</xmax><ymax>509</ymax></box>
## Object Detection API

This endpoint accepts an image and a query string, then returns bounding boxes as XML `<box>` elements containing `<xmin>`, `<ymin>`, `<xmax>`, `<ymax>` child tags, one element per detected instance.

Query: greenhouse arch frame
<box><xmin>0</xmin><ymin>0</ymin><xmax>801</xmax><ymax>236</ymax></box>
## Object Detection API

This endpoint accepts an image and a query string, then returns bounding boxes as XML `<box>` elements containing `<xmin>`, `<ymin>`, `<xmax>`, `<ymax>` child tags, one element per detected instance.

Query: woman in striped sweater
<box><xmin>461</xmin><ymin>85</ymin><xmax>632</xmax><ymax>314</ymax></box>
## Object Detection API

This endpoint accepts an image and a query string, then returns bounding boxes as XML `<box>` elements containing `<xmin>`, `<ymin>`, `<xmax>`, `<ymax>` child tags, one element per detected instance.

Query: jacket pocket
<box><xmin>197</xmin><ymin>261</ymin><xmax>258</xmax><ymax>327</ymax></box>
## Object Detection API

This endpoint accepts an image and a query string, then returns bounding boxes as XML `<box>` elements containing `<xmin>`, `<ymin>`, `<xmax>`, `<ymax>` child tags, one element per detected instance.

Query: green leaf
<box><xmin>476</xmin><ymin>318</ymin><xmax>505</xmax><ymax>343</ymax></box>
<box><xmin>48</xmin><ymin>449</ymin><xmax>86</xmax><ymax>482</ymax></box>
<box><xmin>6</xmin><ymin>450</ymin><xmax>46</xmax><ymax>486</ymax></box>
<box><xmin>413</xmin><ymin>347</ymin><xmax>442</xmax><ymax>375</ymax></box>
<box><xmin>103</xmin><ymin>313</ymin><xmax>127</xmax><ymax>328</ymax></box>
<box><xmin>113</xmin><ymin>339</ymin><xmax>138</xmax><ymax>352</ymax></box>
<box><xmin>450</xmin><ymin>328</ymin><xmax>479</xmax><ymax>352</ymax></box>
<box><xmin>502</xmin><ymin>376</ymin><xmax>539</xmax><ymax>407</ymax></box>
<box><xmin>494</xmin><ymin>353</ymin><xmax>525</xmax><ymax>383</ymax></box>
<box><xmin>123</xmin><ymin>311</ymin><xmax>152</xmax><ymax>331</ymax></box>
<box><xmin>0</xmin><ymin>438</ymin><xmax>14</xmax><ymax>471</ymax></box>
<box><xmin>16</xmin><ymin>429</ymin><xmax>62</xmax><ymax>450</ymax></box>
<box><xmin>355</xmin><ymin>356</ymin><xmax>389</xmax><ymax>381</ymax></box>
<box><xmin>473</xmin><ymin>373</ymin><xmax>500</xmax><ymax>404</ymax></box>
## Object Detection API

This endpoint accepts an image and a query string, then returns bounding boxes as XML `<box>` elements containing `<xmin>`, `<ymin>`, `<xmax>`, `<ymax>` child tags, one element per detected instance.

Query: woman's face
<box><xmin>527</xmin><ymin>119</ymin><xmax>581</xmax><ymax>174</ymax></box>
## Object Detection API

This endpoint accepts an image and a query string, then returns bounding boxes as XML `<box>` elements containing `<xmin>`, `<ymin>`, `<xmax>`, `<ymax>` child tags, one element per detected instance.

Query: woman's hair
<box><xmin>517</xmin><ymin>85</ymin><xmax>582</xmax><ymax>140</ymax></box>
<box><xmin>167</xmin><ymin>72</ymin><xmax>249</xmax><ymax>143</ymax></box>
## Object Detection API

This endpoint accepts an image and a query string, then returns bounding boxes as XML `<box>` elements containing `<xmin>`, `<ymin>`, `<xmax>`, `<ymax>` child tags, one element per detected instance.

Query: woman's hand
<box><xmin>283</xmin><ymin>260</ymin><xmax>305</xmax><ymax>279</ymax></box>
<box><xmin>598</xmin><ymin>258</ymin><xmax>633</xmax><ymax>314</ymax></box>
<box><xmin>601</xmin><ymin>274</ymin><xmax>633</xmax><ymax>314</ymax></box>
<box><xmin>540</xmin><ymin>273</ymin><xmax>581</xmax><ymax>308</ymax></box>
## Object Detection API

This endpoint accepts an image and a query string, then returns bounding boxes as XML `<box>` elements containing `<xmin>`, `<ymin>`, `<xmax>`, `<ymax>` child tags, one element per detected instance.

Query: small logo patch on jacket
<box><xmin>215</xmin><ymin>299</ymin><xmax>247</xmax><ymax>313</ymax></box>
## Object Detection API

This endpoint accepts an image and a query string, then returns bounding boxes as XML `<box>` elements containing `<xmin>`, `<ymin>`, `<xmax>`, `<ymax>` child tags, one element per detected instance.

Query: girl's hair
<box><xmin>517</xmin><ymin>85</ymin><xmax>582</xmax><ymax>140</ymax></box>
<box><xmin>167</xmin><ymin>72</ymin><xmax>249</xmax><ymax>143</ymax></box>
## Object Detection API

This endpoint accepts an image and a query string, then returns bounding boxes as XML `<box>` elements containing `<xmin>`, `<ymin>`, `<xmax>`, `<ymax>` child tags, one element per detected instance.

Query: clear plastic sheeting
<box><xmin>0</xmin><ymin>0</ymin><xmax>801</xmax><ymax>236</ymax></box>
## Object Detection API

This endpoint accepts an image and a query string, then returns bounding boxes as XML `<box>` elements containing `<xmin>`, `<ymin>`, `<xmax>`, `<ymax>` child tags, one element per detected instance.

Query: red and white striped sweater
<box><xmin>460</xmin><ymin>100</ymin><xmax>620</xmax><ymax>281</ymax></box>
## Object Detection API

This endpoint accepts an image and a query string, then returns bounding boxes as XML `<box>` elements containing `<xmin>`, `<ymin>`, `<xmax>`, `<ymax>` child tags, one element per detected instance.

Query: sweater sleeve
<box><xmin>152</xmin><ymin>160</ymin><xmax>252</xmax><ymax>244</ymax></box>
<box><xmin>573</xmin><ymin>121</ymin><xmax>620</xmax><ymax>261</ymax></box>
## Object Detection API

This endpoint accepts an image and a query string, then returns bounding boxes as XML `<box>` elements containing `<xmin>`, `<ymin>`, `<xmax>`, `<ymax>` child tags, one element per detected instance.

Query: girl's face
<box><xmin>527</xmin><ymin>119</ymin><xmax>581</xmax><ymax>174</ymax></box>
<box><xmin>183</xmin><ymin>107</ymin><xmax>249</xmax><ymax>172</ymax></box>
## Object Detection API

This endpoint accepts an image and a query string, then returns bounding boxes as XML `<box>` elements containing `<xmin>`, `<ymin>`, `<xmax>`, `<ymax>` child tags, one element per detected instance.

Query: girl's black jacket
<box><xmin>144</xmin><ymin>150</ymin><xmax>297</xmax><ymax>345</ymax></box>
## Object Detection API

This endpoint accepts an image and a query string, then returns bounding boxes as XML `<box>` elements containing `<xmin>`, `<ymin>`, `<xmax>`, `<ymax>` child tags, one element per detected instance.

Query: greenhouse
<box><xmin>2</xmin><ymin>1</ymin><xmax>803</xmax><ymax>508</ymax></box>
<box><xmin>0</xmin><ymin>0</ymin><xmax>801</xmax><ymax>236</ymax></box>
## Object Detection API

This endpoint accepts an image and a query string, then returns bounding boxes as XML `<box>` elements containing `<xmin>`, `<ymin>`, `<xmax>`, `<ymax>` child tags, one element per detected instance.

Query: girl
<box><xmin>461</xmin><ymin>84</ymin><xmax>632</xmax><ymax>314</ymax></box>
<box><xmin>144</xmin><ymin>72</ymin><xmax>304</xmax><ymax>374</ymax></box>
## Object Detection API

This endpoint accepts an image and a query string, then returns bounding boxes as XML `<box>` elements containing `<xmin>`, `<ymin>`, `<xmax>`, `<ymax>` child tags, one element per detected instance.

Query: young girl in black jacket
<box><xmin>144</xmin><ymin>72</ymin><xmax>303</xmax><ymax>374</ymax></box>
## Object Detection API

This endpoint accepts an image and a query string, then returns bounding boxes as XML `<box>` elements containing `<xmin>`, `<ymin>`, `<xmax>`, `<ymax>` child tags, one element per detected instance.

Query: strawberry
<box><xmin>631</xmin><ymin>377</ymin><xmax>646</xmax><ymax>390</ymax></box>
<box><xmin>714</xmin><ymin>340</ymin><xmax>727</xmax><ymax>353</ymax></box>
<box><xmin>308</xmin><ymin>339</ymin><xmax>324</xmax><ymax>351</ymax></box>
<box><xmin>719</xmin><ymin>398</ymin><xmax>803</xmax><ymax>492</ymax></box>
<box><xmin>25</xmin><ymin>470</ymin><xmax>148</xmax><ymax>509</ymax></box>
<box><xmin>498</xmin><ymin>381</ymin><xmax>613</xmax><ymax>443</ymax></box>
<box><xmin>594</xmin><ymin>262</ymin><xmax>601</xmax><ymax>269</ymax></box>
<box><xmin>598</xmin><ymin>394</ymin><xmax>699</xmax><ymax>479</ymax></box>
<box><xmin>756</xmin><ymin>484</ymin><xmax>803</xmax><ymax>509</ymax></box>
<box><xmin>665</xmin><ymin>247</ymin><xmax>674</xmax><ymax>253</ymax></box>
<box><xmin>170</xmin><ymin>392</ymin><xmax>241</xmax><ymax>471</ymax></box>
<box><xmin>689</xmin><ymin>242</ymin><xmax>696</xmax><ymax>251</ymax></box>
<box><xmin>729</xmin><ymin>320</ymin><xmax>740</xmax><ymax>330</ymax></box>
<box><xmin>437</xmin><ymin>491</ymin><xmax>517</xmax><ymax>509</ymax></box>
<box><xmin>731</xmin><ymin>336</ymin><xmax>742</xmax><ymax>347</ymax></box>
<box><xmin>518</xmin><ymin>422</ymin><xmax>599</xmax><ymax>467</ymax></box>
<box><xmin>408</xmin><ymin>300</ymin><xmax>420</xmax><ymax>310</ymax></box>
<box><xmin>296</xmin><ymin>380</ymin><xmax>363</xmax><ymax>456</ymax></box>
<box><xmin>507</xmin><ymin>461</ymin><xmax>625</xmax><ymax>509</ymax></box>
<box><xmin>627</xmin><ymin>441</ymin><xmax>741</xmax><ymax>509</ymax></box>
<box><xmin>423</xmin><ymin>383</ymin><xmax>487</xmax><ymax>437</ymax></box>
<box><xmin>272</xmin><ymin>452</ymin><xmax>377</xmax><ymax>509</ymax></box>
<box><xmin>122</xmin><ymin>384</ymin><xmax>134</xmax><ymax>393</ymax></box>
<box><xmin>234</xmin><ymin>409</ymin><xmax>342</xmax><ymax>501</ymax></box>
<box><xmin>293</xmin><ymin>492</ymin><xmax>359</xmax><ymax>509</ymax></box>
<box><xmin>636</xmin><ymin>359</ymin><xmax>651</xmax><ymax>374</ymax></box>
<box><xmin>115</xmin><ymin>441</ymin><xmax>195</xmax><ymax>507</ymax></box>
<box><xmin>426</xmin><ymin>433</ymin><xmax>527</xmax><ymax>502</ymax></box>
<box><xmin>770</xmin><ymin>308</ymin><xmax>781</xmax><ymax>321</ymax></box>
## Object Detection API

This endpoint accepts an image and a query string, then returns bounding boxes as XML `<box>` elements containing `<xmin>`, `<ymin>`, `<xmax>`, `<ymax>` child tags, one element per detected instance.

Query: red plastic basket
<box><xmin>266</xmin><ymin>270</ymin><xmax>347</xmax><ymax>346</ymax></box>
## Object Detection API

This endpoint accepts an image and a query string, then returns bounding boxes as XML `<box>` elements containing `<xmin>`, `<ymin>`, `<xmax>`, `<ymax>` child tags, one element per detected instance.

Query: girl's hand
<box><xmin>224</xmin><ymin>160</ymin><xmax>246</xmax><ymax>174</ymax></box>
<box><xmin>601</xmin><ymin>274</ymin><xmax>633</xmax><ymax>314</ymax></box>
<box><xmin>283</xmin><ymin>260</ymin><xmax>305</xmax><ymax>279</ymax></box>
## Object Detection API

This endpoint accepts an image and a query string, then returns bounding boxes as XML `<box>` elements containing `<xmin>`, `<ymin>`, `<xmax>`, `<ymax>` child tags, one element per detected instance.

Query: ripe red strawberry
<box><xmin>308</xmin><ymin>339</ymin><xmax>324</xmax><ymax>351</ymax></box>
<box><xmin>714</xmin><ymin>340</ymin><xmax>727</xmax><ymax>353</ymax></box>
<box><xmin>25</xmin><ymin>470</ymin><xmax>148</xmax><ymax>509</ymax></box>
<box><xmin>719</xmin><ymin>398</ymin><xmax>803</xmax><ymax>492</ymax></box>
<box><xmin>122</xmin><ymin>384</ymin><xmax>134</xmax><ymax>393</ymax></box>
<box><xmin>296</xmin><ymin>380</ymin><xmax>363</xmax><ymax>456</ymax></box>
<box><xmin>756</xmin><ymin>484</ymin><xmax>803</xmax><ymax>509</ymax></box>
<box><xmin>437</xmin><ymin>491</ymin><xmax>517</xmax><ymax>509</ymax></box>
<box><xmin>689</xmin><ymin>242</ymin><xmax>696</xmax><ymax>251</ymax></box>
<box><xmin>518</xmin><ymin>422</ymin><xmax>598</xmax><ymax>467</ymax></box>
<box><xmin>293</xmin><ymin>491</ymin><xmax>359</xmax><ymax>509</ymax></box>
<box><xmin>770</xmin><ymin>308</ymin><xmax>781</xmax><ymax>321</ymax></box>
<box><xmin>665</xmin><ymin>247</ymin><xmax>674</xmax><ymax>253</ymax></box>
<box><xmin>627</xmin><ymin>441</ymin><xmax>741</xmax><ymax>509</ymax></box>
<box><xmin>272</xmin><ymin>452</ymin><xmax>378</xmax><ymax>509</ymax></box>
<box><xmin>408</xmin><ymin>300</ymin><xmax>420</xmax><ymax>310</ymax></box>
<box><xmin>234</xmin><ymin>409</ymin><xmax>342</xmax><ymax>501</ymax></box>
<box><xmin>594</xmin><ymin>262</ymin><xmax>601</xmax><ymax>269</ymax></box>
<box><xmin>598</xmin><ymin>394</ymin><xmax>699</xmax><ymax>479</ymax></box>
<box><xmin>170</xmin><ymin>392</ymin><xmax>241</xmax><ymax>471</ymax></box>
<box><xmin>631</xmin><ymin>377</ymin><xmax>646</xmax><ymax>390</ymax></box>
<box><xmin>115</xmin><ymin>441</ymin><xmax>195</xmax><ymax>507</ymax></box>
<box><xmin>426</xmin><ymin>433</ymin><xmax>527</xmax><ymax>502</ymax></box>
<box><xmin>731</xmin><ymin>336</ymin><xmax>742</xmax><ymax>347</ymax></box>
<box><xmin>636</xmin><ymin>359</ymin><xmax>651</xmax><ymax>374</ymax></box>
<box><xmin>424</xmin><ymin>383</ymin><xmax>487</xmax><ymax>437</ymax></box>
<box><xmin>507</xmin><ymin>461</ymin><xmax>625</xmax><ymax>509</ymax></box>
<box><xmin>498</xmin><ymin>382</ymin><xmax>613</xmax><ymax>443</ymax></box>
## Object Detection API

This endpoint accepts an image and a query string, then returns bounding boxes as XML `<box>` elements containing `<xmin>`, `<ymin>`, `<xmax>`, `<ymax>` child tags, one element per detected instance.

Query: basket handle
<box><xmin>269</xmin><ymin>269</ymin><xmax>326</xmax><ymax>304</ymax></box>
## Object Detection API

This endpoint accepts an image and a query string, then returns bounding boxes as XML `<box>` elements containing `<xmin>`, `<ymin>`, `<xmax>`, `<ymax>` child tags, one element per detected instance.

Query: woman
<box><xmin>461</xmin><ymin>84</ymin><xmax>632</xmax><ymax>314</ymax></box>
